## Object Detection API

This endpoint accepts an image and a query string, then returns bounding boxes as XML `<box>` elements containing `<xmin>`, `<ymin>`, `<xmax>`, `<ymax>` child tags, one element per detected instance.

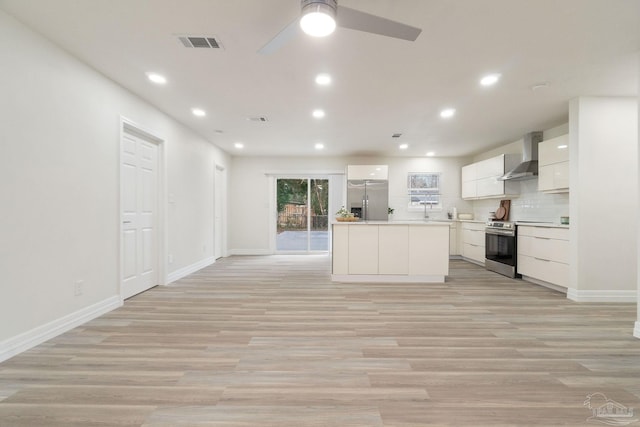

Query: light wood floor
<box><xmin>1</xmin><ymin>256</ymin><xmax>639</xmax><ymax>426</ymax></box>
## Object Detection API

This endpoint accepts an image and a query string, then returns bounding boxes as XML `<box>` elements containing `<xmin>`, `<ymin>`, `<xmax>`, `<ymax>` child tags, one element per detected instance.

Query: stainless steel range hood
<box><xmin>498</xmin><ymin>131</ymin><xmax>543</xmax><ymax>181</ymax></box>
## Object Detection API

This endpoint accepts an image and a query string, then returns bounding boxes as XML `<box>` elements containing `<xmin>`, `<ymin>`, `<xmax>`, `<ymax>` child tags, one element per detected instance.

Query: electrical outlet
<box><xmin>74</xmin><ymin>280</ymin><xmax>83</xmax><ymax>296</ymax></box>
<box><xmin>168</xmin><ymin>254</ymin><xmax>173</xmax><ymax>264</ymax></box>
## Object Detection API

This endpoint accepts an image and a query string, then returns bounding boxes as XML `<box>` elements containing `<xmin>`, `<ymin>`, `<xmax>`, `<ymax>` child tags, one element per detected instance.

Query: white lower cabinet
<box><xmin>408</xmin><ymin>225</ymin><xmax>449</xmax><ymax>276</ymax></box>
<box><xmin>332</xmin><ymin>225</ymin><xmax>349</xmax><ymax>275</ymax></box>
<box><xmin>517</xmin><ymin>226</ymin><xmax>569</xmax><ymax>288</ymax></box>
<box><xmin>449</xmin><ymin>223</ymin><xmax>459</xmax><ymax>256</ymax></box>
<box><xmin>461</xmin><ymin>222</ymin><xmax>485</xmax><ymax>264</ymax></box>
<box><xmin>378</xmin><ymin>225</ymin><xmax>409</xmax><ymax>274</ymax></box>
<box><xmin>331</xmin><ymin>223</ymin><xmax>450</xmax><ymax>282</ymax></box>
<box><xmin>348</xmin><ymin>226</ymin><xmax>379</xmax><ymax>274</ymax></box>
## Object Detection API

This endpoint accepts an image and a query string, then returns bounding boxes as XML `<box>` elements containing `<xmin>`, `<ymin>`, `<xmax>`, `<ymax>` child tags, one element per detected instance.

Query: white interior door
<box><xmin>214</xmin><ymin>165</ymin><xmax>224</xmax><ymax>259</ymax></box>
<box><xmin>121</xmin><ymin>132</ymin><xmax>159</xmax><ymax>299</ymax></box>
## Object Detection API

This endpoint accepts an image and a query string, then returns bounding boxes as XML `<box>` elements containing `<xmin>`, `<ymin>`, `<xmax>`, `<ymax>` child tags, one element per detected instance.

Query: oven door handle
<box><xmin>485</xmin><ymin>229</ymin><xmax>516</xmax><ymax>237</ymax></box>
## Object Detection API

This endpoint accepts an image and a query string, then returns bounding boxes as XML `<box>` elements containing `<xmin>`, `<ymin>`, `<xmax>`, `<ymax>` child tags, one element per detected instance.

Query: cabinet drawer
<box><xmin>518</xmin><ymin>226</ymin><xmax>569</xmax><ymax>240</ymax></box>
<box><xmin>463</xmin><ymin>228</ymin><xmax>485</xmax><ymax>246</ymax></box>
<box><xmin>518</xmin><ymin>235</ymin><xmax>569</xmax><ymax>264</ymax></box>
<box><xmin>462</xmin><ymin>243</ymin><xmax>485</xmax><ymax>263</ymax></box>
<box><xmin>461</xmin><ymin>222</ymin><xmax>485</xmax><ymax>232</ymax></box>
<box><xmin>518</xmin><ymin>254</ymin><xmax>569</xmax><ymax>288</ymax></box>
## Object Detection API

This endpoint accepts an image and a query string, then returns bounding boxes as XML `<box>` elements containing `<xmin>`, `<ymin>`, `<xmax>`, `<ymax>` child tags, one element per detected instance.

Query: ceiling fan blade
<box><xmin>258</xmin><ymin>17</ymin><xmax>302</xmax><ymax>54</ymax></box>
<box><xmin>337</xmin><ymin>6</ymin><xmax>422</xmax><ymax>41</ymax></box>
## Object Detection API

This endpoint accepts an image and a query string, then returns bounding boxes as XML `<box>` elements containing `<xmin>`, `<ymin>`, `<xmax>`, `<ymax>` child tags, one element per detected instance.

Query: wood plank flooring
<box><xmin>1</xmin><ymin>256</ymin><xmax>639</xmax><ymax>426</ymax></box>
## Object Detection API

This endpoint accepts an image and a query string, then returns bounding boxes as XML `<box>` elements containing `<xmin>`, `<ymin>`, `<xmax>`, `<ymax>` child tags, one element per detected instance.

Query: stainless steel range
<box><xmin>485</xmin><ymin>220</ymin><xmax>519</xmax><ymax>278</ymax></box>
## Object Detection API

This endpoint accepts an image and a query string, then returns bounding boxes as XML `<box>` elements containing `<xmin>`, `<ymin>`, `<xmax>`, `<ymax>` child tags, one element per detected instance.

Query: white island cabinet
<box><xmin>332</xmin><ymin>221</ymin><xmax>449</xmax><ymax>283</ymax></box>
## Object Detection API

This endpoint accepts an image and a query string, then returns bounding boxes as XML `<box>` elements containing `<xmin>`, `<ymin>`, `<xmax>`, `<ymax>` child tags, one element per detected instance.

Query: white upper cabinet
<box><xmin>461</xmin><ymin>154</ymin><xmax>519</xmax><ymax>200</ymax></box>
<box><xmin>347</xmin><ymin>165</ymin><xmax>389</xmax><ymax>180</ymax></box>
<box><xmin>538</xmin><ymin>134</ymin><xmax>569</xmax><ymax>193</ymax></box>
<box><xmin>461</xmin><ymin>164</ymin><xmax>477</xmax><ymax>199</ymax></box>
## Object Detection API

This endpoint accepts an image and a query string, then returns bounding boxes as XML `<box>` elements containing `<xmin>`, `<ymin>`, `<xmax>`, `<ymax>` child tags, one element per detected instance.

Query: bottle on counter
<box><xmin>452</xmin><ymin>207</ymin><xmax>458</xmax><ymax>219</ymax></box>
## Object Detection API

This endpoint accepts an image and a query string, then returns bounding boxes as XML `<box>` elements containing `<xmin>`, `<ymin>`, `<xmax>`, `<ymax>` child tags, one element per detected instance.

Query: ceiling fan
<box><xmin>258</xmin><ymin>0</ymin><xmax>422</xmax><ymax>54</ymax></box>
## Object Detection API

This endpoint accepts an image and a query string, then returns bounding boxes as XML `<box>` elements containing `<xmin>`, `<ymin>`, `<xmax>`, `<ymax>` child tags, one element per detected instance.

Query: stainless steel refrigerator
<box><xmin>347</xmin><ymin>180</ymin><xmax>389</xmax><ymax>221</ymax></box>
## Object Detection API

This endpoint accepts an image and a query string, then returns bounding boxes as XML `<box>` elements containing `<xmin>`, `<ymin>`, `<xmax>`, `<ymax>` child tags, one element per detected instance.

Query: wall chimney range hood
<box><xmin>498</xmin><ymin>131</ymin><xmax>544</xmax><ymax>181</ymax></box>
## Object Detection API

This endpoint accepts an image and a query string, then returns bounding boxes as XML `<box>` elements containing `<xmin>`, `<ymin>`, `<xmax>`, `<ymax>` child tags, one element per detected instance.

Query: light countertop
<box><xmin>516</xmin><ymin>221</ymin><xmax>570</xmax><ymax>229</ymax></box>
<box><xmin>332</xmin><ymin>220</ymin><xmax>451</xmax><ymax>226</ymax></box>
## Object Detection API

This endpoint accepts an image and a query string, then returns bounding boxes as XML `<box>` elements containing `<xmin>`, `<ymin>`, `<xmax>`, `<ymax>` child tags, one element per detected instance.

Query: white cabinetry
<box><xmin>348</xmin><ymin>226</ymin><xmax>378</xmax><ymax>274</ymax></box>
<box><xmin>347</xmin><ymin>165</ymin><xmax>388</xmax><ymax>180</ymax></box>
<box><xmin>461</xmin><ymin>164</ymin><xmax>477</xmax><ymax>199</ymax></box>
<box><xmin>378</xmin><ymin>225</ymin><xmax>409</xmax><ymax>274</ymax></box>
<box><xmin>408</xmin><ymin>225</ymin><xmax>449</xmax><ymax>276</ymax></box>
<box><xmin>461</xmin><ymin>222</ymin><xmax>485</xmax><ymax>265</ymax></box>
<box><xmin>449</xmin><ymin>222</ymin><xmax>459</xmax><ymax>256</ymax></box>
<box><xmin>538</xmin><ymin>134</ymin><xmax>569</xmax><ymax>193</ymax></box>
<box><xmin>517</xmin><ymin>226</ymin><xmax>569</xmax><ymax>288</ymax></box>
<box><xmin>332</xmin><ymin>225</ymin><xmax>349</xmax><ymax>275</ymax></box>
<box><xmin>461</xmin><ymin>154</ymin><xmax>519</xmax><ymax>200</ymax></box>
<box><xmin>331</xmin><ymin>223</ymin><xmax>449</xmax><ymax>282</ymax></box>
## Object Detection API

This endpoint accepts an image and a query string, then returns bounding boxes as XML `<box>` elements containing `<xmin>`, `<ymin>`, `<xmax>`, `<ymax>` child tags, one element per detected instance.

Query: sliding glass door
<box><xmin>276</xmin><ymin>178</ymin><xmax>329</xmax><ymax>252</ymax></box>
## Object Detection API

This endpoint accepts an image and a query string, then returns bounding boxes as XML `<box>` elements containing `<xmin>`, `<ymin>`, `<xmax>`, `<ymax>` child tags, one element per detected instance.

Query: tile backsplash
<box><xmin>473</xmin><ymin>179</ymin><xmax>569</xmax><ymax>223</ymax></box>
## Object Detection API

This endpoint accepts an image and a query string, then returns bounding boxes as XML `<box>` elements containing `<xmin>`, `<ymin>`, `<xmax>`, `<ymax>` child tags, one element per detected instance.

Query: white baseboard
<box><xmin>566</xmin><ymin>288</ymin><xmax>637</xmax><ymax>303</ymax></box>
<box><xmin>167</xmin><ymin>256</ymin><xmax>215</xmax><ymax>284</ymax></box>
<box><xmin>0</xmin><ymin>295</ymin><xmax>122</xmax><ymax>363</ymax></box>
<box><xmin>227</xmin><ymin>249</ymin><xmax>272</xmax><ymax>256</ymax></box>
<box><xmin>634</xmin><ymin>322</ymin><xmax>640</xmax><ymax>339</ymax></box>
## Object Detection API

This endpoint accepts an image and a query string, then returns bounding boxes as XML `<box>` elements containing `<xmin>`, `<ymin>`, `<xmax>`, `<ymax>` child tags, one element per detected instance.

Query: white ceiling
<box><xmin>1</xmin><ymin>0</ymin><xmax>639</xmax><ymax>157</ymax></box>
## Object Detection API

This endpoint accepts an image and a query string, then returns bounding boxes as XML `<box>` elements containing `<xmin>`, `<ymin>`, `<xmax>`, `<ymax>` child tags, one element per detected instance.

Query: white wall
<box><xmin>569</xmin><ymin>97</ymin><xmax>638</xmax><ymax>297</ymax></box>
<box><xmin>0</xmin><ymin>10</ymin><xmax>229</xmax><ymax>355</ymax></box>
<box><xmin>229</xmin><ymin>156</ymin><xmax>472</xmax><ymax>254</ymax></box>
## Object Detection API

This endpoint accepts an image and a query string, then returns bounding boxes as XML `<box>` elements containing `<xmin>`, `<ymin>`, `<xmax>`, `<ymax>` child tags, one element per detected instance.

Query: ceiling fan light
<box><xmin>300</xmin><ymin>2</ymin><xmax>337</xmax><ymax>37</ymax></box>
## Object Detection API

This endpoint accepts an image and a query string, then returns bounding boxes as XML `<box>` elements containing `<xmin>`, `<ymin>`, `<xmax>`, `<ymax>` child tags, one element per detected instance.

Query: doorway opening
<box><xmin>276</xmin><ymin>178</ymin><xmax>329</xmax><ymax>252</ymax></box>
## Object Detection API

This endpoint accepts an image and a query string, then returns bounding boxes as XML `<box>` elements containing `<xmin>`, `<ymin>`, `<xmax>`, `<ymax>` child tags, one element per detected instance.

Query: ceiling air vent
<box><xmin>247</xmin><ymin>116</ymin><xmax>268</xmax><ymax>122</ymax></box>
<box><xmin>178</xmin><ymin>36</ymin><xmax>222</xmax><ymax>49</ymax></box>
<box><xmin>392</xmin><ymin>133</ymin><xmax>402</xmax><ymax>138</ymax></box>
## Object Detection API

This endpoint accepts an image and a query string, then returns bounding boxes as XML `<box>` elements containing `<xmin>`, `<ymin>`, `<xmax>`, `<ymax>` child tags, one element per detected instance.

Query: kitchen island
<box><xmin>331</xmin><ymin>221</ymin><xmax>450</xmax><ymax>283</ymax></box>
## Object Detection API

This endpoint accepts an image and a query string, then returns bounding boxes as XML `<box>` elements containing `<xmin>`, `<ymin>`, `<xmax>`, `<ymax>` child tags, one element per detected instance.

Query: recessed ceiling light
<box><xmin>480</xmin><ymin>73</ymin><xmax>501</xmax><ymax>86</ymax></box>
<box><xmin>557</xmin><ymin>144</ymin><xmax>568</xmax><ymax>149</ymax></box>
<box><xmin>314</xmin><ymin>143</ymin><xmax>324</xmax><ymax>150</ymax></box>
<box><xmin>192</xmin><ymin>108</ymin><xmax>206</xmax><ymax>117</ymax></box>
<box><xmin>312</xmin><ymin>109</ymin><xmax>326</xmax><ymax>119</ymax></box>
<box><xmin>440</xmin><ymin>108</ymin><xmax>456</xmax><ymax>119</ymax></box>
<box><xmin>234</xmin><ymin>142</ymin><xmax>244</xmax><ymax>149</ymax></box>
<box><xmin>146</xmin><ymin>72</ymin><xmax>167</xmax><ymax>85</ymax></box>
<box><xmin>426</xmin><ymin>151</ymin><xmax>436</xmax><ymax>157</ymax></box>
<box><xmin>315</xmin><ymin>73</ymin><xmax>332</xmax><ymax>85</ymax></box>
<box><xmin>399</xmin><ymin>144</ymin><xmax>409</xmax><ymax>150</ymax></box>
